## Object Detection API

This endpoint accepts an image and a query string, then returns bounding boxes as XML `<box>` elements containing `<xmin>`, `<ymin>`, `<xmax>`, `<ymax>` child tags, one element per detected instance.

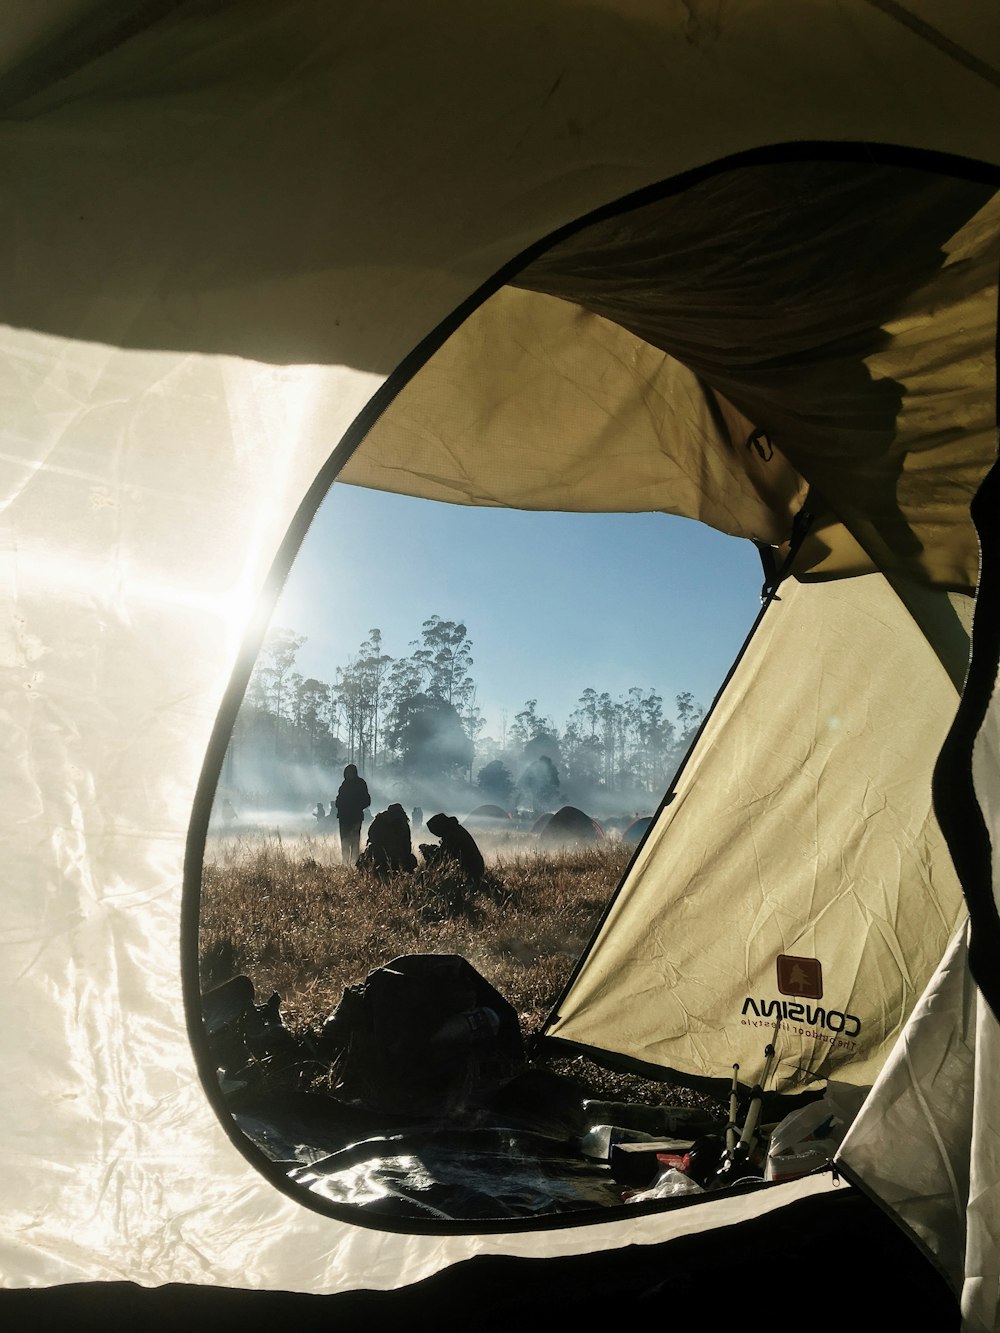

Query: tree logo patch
<box><xmin>776</xmin><ymin>954</ymin><xmax>823</xmax><ymax>1000</ymax></box>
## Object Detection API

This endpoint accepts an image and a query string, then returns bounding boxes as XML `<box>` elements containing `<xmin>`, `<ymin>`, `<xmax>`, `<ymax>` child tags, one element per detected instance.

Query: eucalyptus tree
<box><xmin>355</xmin><ymin>629</ymin><xmax>393</xmax><ymax>770</ymax></box>
<box><xmin>415</xmin><ymin>615</ymin><xmax>476</xmax><ymax>713</ymax></box>
<box><xmin>296</xmin><ymin>677</ymin><xmax>332</xmax><ymax>761</ymax></box>
<box><xmin>246</xmin><ymin>626</ymin><xmax>306</xmax><ymax>754</ymax></box>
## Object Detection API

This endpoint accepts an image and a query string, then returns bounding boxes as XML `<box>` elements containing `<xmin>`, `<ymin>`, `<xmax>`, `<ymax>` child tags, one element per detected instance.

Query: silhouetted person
<box><xmin>358</xmin><ymin>803</ymin><xmax>417</xmax><ymax>877</ymax></box>
<box><xmin>412</xmin><ymin>805</ymin><xmax>423</xmax><ymax>831</ymax></box>
<box><xmin>313</xmin><ymin>801</ymin><xmax>327</xmax><ymax>821</ymax></box>
<box><xmin>420</xmin><ymin>813</ymin><xmax>486</xmax><ymax>883</ymax></box>
<box><xmin>335</xmin><ymin>763</ymin><xmax>371</xmax><ymax>866</ymax></box>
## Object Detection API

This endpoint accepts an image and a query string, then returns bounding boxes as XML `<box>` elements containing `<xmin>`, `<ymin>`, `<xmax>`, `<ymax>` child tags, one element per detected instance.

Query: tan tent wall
<box><xmin>343</xmin><ymin>286</ymin><xmax>805</xmax><ymax>544</ymax></box>
<box><xmin>544</xmin><ymin>574</ymin><xmax>971</xmax><ymax>1091</ymax></box>
<box><xmin>355</xmin><ymin>169</ymin><xmax>998</xmax><ymax>593</ymax></box>
<box><xmin>512</xmin><ymin>167</ymin><xmax>999</xmax><ymax>592</ymax></box>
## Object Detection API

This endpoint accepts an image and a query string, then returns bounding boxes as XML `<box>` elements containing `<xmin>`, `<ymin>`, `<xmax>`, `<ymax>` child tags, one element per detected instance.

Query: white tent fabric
<box><xmin>1</xmin><ymin>3</ymin><xmax>999</xmax><ymax>1329</ymax></box>
<box><xmin>839</xmin><ymin>922</ymin><xmax>987</xmax><ymax>1313</ymax></box>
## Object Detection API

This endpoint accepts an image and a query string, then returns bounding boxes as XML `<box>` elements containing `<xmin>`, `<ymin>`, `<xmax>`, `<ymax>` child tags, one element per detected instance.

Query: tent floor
<box><xmin>2</xmin><ymin>1184</ymin><xmax>959</xmax><ymax>1331</ymax></box>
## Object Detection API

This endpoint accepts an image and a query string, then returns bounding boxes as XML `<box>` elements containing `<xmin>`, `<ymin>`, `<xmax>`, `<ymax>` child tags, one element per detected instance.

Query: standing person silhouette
<box><xmin>334</xmin><ymin>763</ymin><xmax>371</xmax><ymax>866</ymax></box>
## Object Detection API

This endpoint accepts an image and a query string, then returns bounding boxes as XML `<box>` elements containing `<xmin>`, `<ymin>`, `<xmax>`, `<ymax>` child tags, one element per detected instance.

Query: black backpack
<box><xmin>318</xmin><ymin>954</ymin><xmax>525</xmax><ymax>1117</ymax></box>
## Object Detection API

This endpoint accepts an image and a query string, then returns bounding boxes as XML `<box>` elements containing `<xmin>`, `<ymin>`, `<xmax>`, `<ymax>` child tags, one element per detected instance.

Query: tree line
<box><xmin>230</xmin><ymin>616</ymin><xmax>704</xmax><ymax>811</ymax></box>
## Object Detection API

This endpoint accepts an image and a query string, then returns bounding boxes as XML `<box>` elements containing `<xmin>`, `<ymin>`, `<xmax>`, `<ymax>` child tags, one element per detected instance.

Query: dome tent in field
<box><xmin>3</xmin><ymin>4</ymin><xmax>1000</xmax><ymax>1333</ymax></box>
<box><xmin>621</xmin><ymin>816</ymin><xmax>654</xmax><ymax>846</ymax></box>
<box><xmin>539</xmin><ymin>805</ymin><xmax>604</xmax><ymax>848</ymax></box>
<box><xmin>463</xmin><ymin>804</ymin><xmax>512</xmax><ymax>829</ymax></box>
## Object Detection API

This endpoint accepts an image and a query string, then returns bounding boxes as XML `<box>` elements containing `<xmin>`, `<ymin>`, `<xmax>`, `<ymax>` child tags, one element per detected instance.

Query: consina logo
<box><xmin>742</xmin><ymin>954</ymin><xmax>862</xmax><ymax>1038</ymax></box>
<box><xmin>741</xmin><ymin>996</ymin><xmax>862</xmax><ymax>1037</ymax></box>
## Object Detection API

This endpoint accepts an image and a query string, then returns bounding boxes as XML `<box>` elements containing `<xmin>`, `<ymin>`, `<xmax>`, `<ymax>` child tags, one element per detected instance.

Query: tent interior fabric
<box><xmin>2</xmin><ymin>3</ymin><xmax>1000</xmax><ymax>1331</ymax></box>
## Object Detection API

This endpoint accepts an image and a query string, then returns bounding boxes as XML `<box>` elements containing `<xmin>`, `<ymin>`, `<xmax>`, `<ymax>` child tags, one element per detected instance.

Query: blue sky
<box><xmin>271</xmin><ymin>483</ymin><xmax>764</xmax><ymax>738</ymax></box>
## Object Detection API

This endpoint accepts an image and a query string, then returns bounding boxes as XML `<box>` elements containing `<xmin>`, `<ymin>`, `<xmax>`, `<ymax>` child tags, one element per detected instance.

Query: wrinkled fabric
<box><xmin>544</xmin><ymin>577</ymin><xmax>970</xmax><ymax>1093</ymax></box>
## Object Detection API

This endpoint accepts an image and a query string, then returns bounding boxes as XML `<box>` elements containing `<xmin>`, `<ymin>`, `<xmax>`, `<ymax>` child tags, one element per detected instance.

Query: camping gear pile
<box><xmin>201</xmin><ymin>956</ymin><xmax>726</xmax><ymax>1219</ymax></box>
<box><xmin>200</xmin><ymin>957</ymin><xmax>862</xmax><ymax>1221</ymax></box>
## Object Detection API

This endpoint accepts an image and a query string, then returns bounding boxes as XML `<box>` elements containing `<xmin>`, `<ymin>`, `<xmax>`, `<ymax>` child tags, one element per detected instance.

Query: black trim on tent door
<box><xmin>934</xmin><ymin>457</ymin><xmax>1000</xmax><ymax>1022</ymax></box>
<box><xmin>183</xmin><ymin>141</ymin><xmax>1000</xmax><ymax>1234</ymax></box>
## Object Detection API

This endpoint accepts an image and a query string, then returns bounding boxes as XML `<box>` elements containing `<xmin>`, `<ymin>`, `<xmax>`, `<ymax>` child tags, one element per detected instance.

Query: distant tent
<box><xmin>530</xmin><ymin>812</ymin><xmax>554</xmax><ymax>836</ymax></box>
<box><xmin>539</xmin><ymin>806</ymin><xmax>603</xmax><ymax>847</ymax></box>
<box><xmin>3</xmin><ymin>5</ymin><xmax>1000</xmax><ymax>1331</ymax></box>
<box><xmin>621</xmin><ymin>816</ymin><xmax>654</xmax><ymax>845</ymax></box>
<box><xmin>463</xmin><ymin>804</ymin><xmax>512</xmax><ymax>828</ymax></box>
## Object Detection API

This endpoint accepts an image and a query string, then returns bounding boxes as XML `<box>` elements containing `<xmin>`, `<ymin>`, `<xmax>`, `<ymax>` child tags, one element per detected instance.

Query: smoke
<box><xmin>212</xmin><ymin>732</ymin><xmax>656</xmax><ymax>847</ymax></box>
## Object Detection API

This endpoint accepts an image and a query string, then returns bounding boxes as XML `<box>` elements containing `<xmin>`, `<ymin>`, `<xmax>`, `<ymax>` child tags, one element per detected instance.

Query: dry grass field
<box><xmin>200</xmin><ymin>830</ymin><xmax>627</xmax><ymax>1030</ymax></box>
<box><xmin>199</xmin><ymin>828</ymin><xmax>721</xmax><ymax>1111</ymax></box>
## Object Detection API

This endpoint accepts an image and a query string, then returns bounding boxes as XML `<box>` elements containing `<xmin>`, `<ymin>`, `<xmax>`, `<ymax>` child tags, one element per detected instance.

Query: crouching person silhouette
<box><xmin>419</xmin><ymin>812</ymin><xmax>485</xmax><ymax>912</ymax></box>
<box><xmin>358</xmin><ymin>802</ymin><xmax>417</xmax><ymax>877</ymax></box>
